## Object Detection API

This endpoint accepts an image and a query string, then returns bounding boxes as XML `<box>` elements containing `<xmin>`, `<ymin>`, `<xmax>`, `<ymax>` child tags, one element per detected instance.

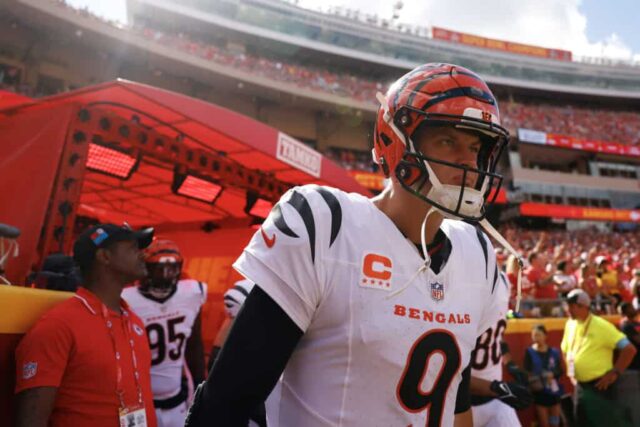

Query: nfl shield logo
<box><xmin>431</xmin><ymin>282</ymin><xmax>444</xmax><ymax>301</ymax></box>
<box><xmin>22</xmin><ymin>362</ymin><xmax>37</xmax><ymax>379</ymax></box>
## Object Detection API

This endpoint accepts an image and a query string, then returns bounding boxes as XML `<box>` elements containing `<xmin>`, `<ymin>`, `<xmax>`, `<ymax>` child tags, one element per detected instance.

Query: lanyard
<box><xmin>569</xmin><ymin>314</ymin><xmax>592</xmax><ymax>357</ymax></box>
<box><xmin>101</xmin><ymin>304</ymin><xmax>143</xmax><ymax>409</ymax></box>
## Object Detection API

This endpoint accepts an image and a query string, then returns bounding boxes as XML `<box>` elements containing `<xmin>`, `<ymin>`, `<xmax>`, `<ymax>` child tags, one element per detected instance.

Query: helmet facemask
<box><xmin>391</xmin><ymin>106</ymin><xmax>509</xmax><ymax>222</ymax></box>
<box><xmin>142</xmin><ymin>260</ymin><xmax>182</xmax><ymax>299</ymax></box>
<box><xmin>140</xmin><ymin>239</ymin><xmax>183</xmax><ymax>300</ymax></box>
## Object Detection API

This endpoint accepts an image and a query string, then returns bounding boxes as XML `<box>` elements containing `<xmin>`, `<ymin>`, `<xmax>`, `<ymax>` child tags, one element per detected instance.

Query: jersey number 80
<box><xmin>471</xmin><ymin>319</ymin><xmax>507</xmax><ymax>370</ymax></box>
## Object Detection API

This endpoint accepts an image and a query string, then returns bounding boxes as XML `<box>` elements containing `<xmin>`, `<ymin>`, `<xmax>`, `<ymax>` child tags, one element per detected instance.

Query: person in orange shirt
<box><xmin>14</xmin><ymin>223</ymin><xmax>158</xmax><ymax>427</ymax></box>
<box><xmin>525</xmin><ymin>251</ymin><xmax>557</xmax><ymax>317</ymax></box>
<box><xmin>596</xmin><ymin>256</ymin><xmax>622</xmax><ymax>308</ymax></box>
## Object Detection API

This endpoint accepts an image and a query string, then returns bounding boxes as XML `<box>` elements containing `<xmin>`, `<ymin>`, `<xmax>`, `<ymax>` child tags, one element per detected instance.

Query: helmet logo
<box><xmin>482</xmin><ymin>111</ymin><xmax>492</xmax><ymax>122</ymax></box>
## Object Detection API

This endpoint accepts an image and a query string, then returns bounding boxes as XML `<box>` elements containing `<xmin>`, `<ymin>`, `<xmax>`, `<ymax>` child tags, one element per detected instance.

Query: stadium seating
<box><xmin>501</xmin><ymin>101</ymin><xmax>640</xmax><ymax>146</ymax></box>
<box><xmin>498</xmin><ymin>225</ymin><xmax>639</xmax><ymax>314</ymax></box>
<box><xmin>130</xmin><ymin>22</ymin><xmax>640</xmax><ymax>150</ymax></box>
<box><xmin>10</xmin><ymin>2</ymin><xmax>640</xmax><ymax>156</ymax></box>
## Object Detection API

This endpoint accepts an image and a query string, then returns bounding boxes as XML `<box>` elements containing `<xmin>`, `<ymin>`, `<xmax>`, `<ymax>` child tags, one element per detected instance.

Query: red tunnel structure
<box><xmin>0</xmin><ymin>80</ymin><xmax>369</xmax><ymax>286</ymax></box>
<box><xmin>0</xmin><ymin>81</ymin><xmax>371</xmax><ymax>424</ymax></box>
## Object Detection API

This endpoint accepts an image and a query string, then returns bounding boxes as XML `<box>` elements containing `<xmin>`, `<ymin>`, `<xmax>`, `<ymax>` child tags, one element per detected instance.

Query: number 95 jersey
<box><xmin>122</xmin><ymin>279</ymin><xmax>206</xmax><ymax>399</ymax></box>
<box><xmin>234</xmin><ymin>185</ymin><xmax>503</xmax><ymax>427</ymax></box>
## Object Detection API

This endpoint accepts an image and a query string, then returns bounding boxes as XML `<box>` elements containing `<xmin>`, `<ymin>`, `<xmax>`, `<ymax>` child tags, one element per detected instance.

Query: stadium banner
<box><xmin>546</xmin><ymin>133</ymin><xmax>640</xmax><ymax>157</ymax></box>
<box><xmin>277</xmin><ymin>132</ymin><xmax>322</xmax><ymax>178</ymax></box>
<box><xmin>520</xmin><ymin>202</ymin><xmax>640</xmax><ymax>222</ymax></box>
<box><xmin>517</xmin><ymin>128</ymin><xmax>547</xmax><ymax>144</ymax></box>
<box><xmin>518</xmin><ymin>129</ymin><xmax>640</xmax><ymax>158</ymax></box>
<box><xmin>432</xmin><ymin>27</ymin><xmax>572</xmax><ymax>61</ymax></box>
<box><xmin>349</xmin><ymin>171</ymin><xmax>386</xmax><ymax>191</ymax></box>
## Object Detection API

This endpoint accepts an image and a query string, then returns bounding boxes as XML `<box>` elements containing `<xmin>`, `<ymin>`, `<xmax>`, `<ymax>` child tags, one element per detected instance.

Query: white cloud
<box><xmin>297</xmin><ymin>0</ymin><xmax>639</xmax><ymax>62</ymax></box>
<box><xmin>67</xmin><ymin>0</ymin><xmax>128</xmax><ymax>24</ymax></box>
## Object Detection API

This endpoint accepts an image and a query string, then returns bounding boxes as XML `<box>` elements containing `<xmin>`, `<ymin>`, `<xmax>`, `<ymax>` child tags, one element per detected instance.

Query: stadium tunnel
<box><xmin>0</xmin><ymin>79</ymin><xmax>369</xmax><ymax>286</ymax></box>
<box><xmin>0</xmin><ymin>81</ymin><xmax>370</xmax><ymax>422</ymax></box>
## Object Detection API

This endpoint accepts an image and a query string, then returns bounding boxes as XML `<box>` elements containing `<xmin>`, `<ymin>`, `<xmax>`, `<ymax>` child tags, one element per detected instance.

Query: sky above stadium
<box><xmin>67</xmin><ymin>0</ymin><xmax>640</xmax><ymax>62</ymax></box>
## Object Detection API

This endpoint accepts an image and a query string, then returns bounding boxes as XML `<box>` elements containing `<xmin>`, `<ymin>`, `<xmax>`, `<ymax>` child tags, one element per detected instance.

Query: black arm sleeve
<box><xmin>454</xmin><ymin>364</ymin><xmax>471</xmax><ymax>414</ymax></box>
<box><xmin>185</xmin><ymin>286</ymin><xmax>304</xmax><ymax>427</ymax></box>
<box><xmin>206</xmin><ymin>345</ymin><xmax>221</xmax><ymax>373</ymax></box>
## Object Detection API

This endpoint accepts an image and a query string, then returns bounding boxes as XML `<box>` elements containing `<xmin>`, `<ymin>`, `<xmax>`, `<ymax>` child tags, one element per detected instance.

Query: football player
<box><xmin>207</xmin><ymin>279</ymin><xmax>267</xmax><ymax>427</ymax></box>
<box><xmin>208</xmin><ymin>279</ymin><xmax>255</xmax><ymax>371</ymax></box>
<box><xmin>470</xmin><ymin>269</ymin><xmax>533</xmax><ymax>426</ymax></box>
<box><xmin>186</xmin><ymin>63</ymin><xmax>523</xmax><ymax>427</ymax></box>
<box><xmin>123</xmin><ymin>239</ymin><xmax>207</xmax><ymax>427</ymax></box>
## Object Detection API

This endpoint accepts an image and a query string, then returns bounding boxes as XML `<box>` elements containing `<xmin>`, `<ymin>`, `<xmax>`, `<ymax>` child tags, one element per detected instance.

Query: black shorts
<box><xmin>533</xmin><ymin>391</ymin><xmax>561</xmax><ymax>407</ymax></box>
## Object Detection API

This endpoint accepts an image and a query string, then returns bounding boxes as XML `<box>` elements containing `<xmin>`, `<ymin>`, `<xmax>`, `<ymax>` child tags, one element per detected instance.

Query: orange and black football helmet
<box><xmin>141</xmin><ymin>239</ymin><xmax>183</xmax><ymax>299</ymax></box>
<box><xmin>373</xmin><ymin>63</ymin><xmax>509</xmax><ymax>221</ymax></box>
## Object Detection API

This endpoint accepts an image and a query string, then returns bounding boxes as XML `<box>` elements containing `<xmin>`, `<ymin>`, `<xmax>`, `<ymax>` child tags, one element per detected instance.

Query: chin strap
<box><xmin>385</xmin><ymin>207</ymin><xmax>523</xmax><ymax>313</ymax></box>
<box><xmin>419</xmin><ymin>207</ymin><xmax>438</xmax><ymax>269</ymax></box>
<box><xmin>479</xmin><ymin>219</ymin><xmax>524</xmax><ymax>312</ymax></box>
<box><xmin>387</xmin><ymin>207</ymin><xmax>438</xmax><ymax>299</ymax></box>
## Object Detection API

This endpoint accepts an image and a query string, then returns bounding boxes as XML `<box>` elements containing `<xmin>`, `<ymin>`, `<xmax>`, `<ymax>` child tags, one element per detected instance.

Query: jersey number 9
<box><xmin>397</xmin><ymin>329</ymin><xmax>461</xmax><ymax>426</ymax></box>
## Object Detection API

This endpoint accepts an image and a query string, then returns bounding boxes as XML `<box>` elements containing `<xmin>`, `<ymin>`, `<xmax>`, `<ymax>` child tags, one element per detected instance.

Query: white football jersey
<box><xmin>234</xmin><ymin>185</ymin><xmax>502</xmax><ymax>427</ymax></box>
<box><xmin>122</xmin><ymin>279</ymin><xmax>207</xmax><ymax>399</ymax></box>
<box><xmin>470</xmin><ymin>271</ymin><xmax>510</xmax><ymax>382</ymax></box>
<box><xmin>224</xmin><ymin>279</ymin><xmax>255</xmax><ymax>318</ymax></box>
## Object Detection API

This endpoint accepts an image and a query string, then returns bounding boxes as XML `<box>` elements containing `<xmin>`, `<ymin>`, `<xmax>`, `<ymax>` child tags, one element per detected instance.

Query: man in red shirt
<box><xmin>525</xmin><ymin>251</ymin><xmax>557</xmax><ymax>317</ymax></box>
<box><xmin>14</xmin><ymin>224</ymin><xmax>158</xmax><ymax>427</ymax></box>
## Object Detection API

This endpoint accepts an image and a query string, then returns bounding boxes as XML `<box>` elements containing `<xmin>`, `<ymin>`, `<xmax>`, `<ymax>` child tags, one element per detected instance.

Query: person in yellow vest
<box><xmin>561</xmin><ymin>289</ymin><xmax>636</xmax><ymax>427</ymax></box>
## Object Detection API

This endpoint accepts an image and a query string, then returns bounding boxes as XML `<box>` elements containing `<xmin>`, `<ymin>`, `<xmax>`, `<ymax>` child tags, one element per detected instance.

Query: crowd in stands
<box><xmin>324</xmin><ymin>147</ymin><xmax>378</xmax><ymax>172</ymax></box>
<box><xmin>501</xmin><ymin>101</ymin><xmax>640</xmax><ymax>146</ymax></box>
<box><xmin>7</xmin><ymin>1</ymin><xmax>639</xmax><ymax>166</ymax></box>
<box><xmin>497</xmin><ymin>226</ymin><xmax>640</xmax><ymax>317</ymax></box>
<box><xmin>132</xmin><ymin>23</ymin><xmax>384</xmax><ymax>104</ymax></box>
<box><xmin>128</xmin><ymin>20</ymin><xmax>640</xmax><ymax>149</ymax></box>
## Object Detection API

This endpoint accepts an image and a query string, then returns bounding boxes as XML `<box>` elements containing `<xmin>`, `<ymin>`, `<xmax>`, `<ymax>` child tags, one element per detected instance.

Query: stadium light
<box><xmin>172</xmin><ymin>170</ymin><xmax>223</xmax><ymax>204</ymax></box>
<box><xmin>86</xmin><ymin>141</ymin><xmax>140</xmax><ymax>180</ymax></box>
<box><xmin>245</xmin><ymin>191</ymin><xmax>273</xmax><ymax>219</ymax></box>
